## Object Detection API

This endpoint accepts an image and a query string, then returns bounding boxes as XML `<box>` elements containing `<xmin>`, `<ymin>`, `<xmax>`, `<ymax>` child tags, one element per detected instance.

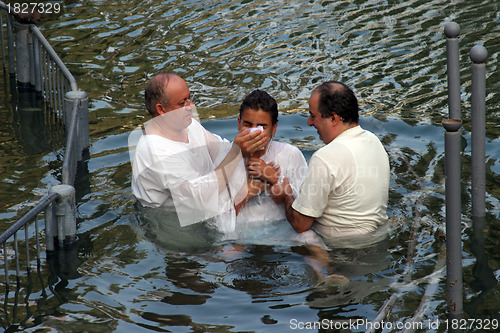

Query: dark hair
<box><xmin>313</xmin><ymin>81</ymin><xmax>359</xmax><ymax>124</ymax></box>
<box><xmin>239</xmin><ymin>89</ymin><xmax>278</xmax><ymax>125</ymax></box>
<box><xmin>144</xmin><ymin>72</ymin><xmax>178</xmax><ymax>115</ymax></box>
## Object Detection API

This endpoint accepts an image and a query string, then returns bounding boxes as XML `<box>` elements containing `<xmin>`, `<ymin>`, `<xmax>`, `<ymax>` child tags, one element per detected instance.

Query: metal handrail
<box><xmin>0</xmin><ymin>192</ymin><xmax>59</xmax><ymax>330</ymax></box>
<box><xmin>0</xmin><ymin>0</ymin><xmax>79</xmax><ymax>121</ymax></box>
<box><xmin>62</xmin><ymin>98</ymin><xmax>79</xmax><ymax>185</ymax></box>
<box><xmin>0</xmin><ymin>0</ymin><xmax>82</xmax><ymax>243</ymax></box>
<box><xmin>29</xmin><ymin>25</ymin><xmax>77</xmax><ymax>91</ymax></box>
<box><xmin>0</xmin><ymin>193</ymin><xmax>59</xmax><ymax>245</ymax></box>
<box><xmin>0</xmin><ymin>4</ymin><xmax>84</xmax><ymax>328</ymax></box>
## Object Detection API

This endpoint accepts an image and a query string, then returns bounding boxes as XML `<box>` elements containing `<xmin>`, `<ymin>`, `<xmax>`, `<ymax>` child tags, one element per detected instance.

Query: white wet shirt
<box><xmin>131</xmin><ymin>119</ymin><xmax>246</xmax><ymax>227</ymax></box>
<box><xmin>292</xmin><ymin>125</ymin><xmax>390</xmax><ymax>238</ymax></box>
<box><xmin>236</xmin><ymin>140</ymin><xmax>308</xmax><ymax>224</ymax></box>
<box><xmin>233</xmin><ymin>140</ymin><xmax>326</xmax><ymax>248</ymax></box>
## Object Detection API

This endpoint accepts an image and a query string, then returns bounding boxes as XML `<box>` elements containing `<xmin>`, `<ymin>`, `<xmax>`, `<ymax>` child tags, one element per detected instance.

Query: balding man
<box><xmin>271</xmin><ymin>81</ymin><xmax>390</xmax><ymax>240</ymax></box>
<box><xmin>131</xmin><ymin>72</ymin><xmax>267</xmax><ymax>227</ymax></box>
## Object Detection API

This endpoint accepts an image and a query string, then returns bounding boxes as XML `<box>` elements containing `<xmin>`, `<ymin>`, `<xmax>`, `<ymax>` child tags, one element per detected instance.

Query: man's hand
<box><xmin>235</xmin><ymin>178</ymin><xmax>269</xmax><ymax>215</ymax></box>
<box><xmin>234</xmin><ymin>129</ymin><xmax>268</xmax><ymax>157</ymax></box>
<box><xmin>247</xmin><ymin>158</ymin><xmax>280</xmax><ymax>185</ymax></box>
<box><xmin>270</xmin><ymin>178</ymin><xmax>315</xmax><ymax>233</ymax></box>
<box><xmin>247</xmin><ymin>177</ymin><xmax>269</xmax><ymax>197</ymax></box>
<box><xmin>270</xmin><ymin>177</ymin><xmax>293</xmax><ymax>204</ymax></box>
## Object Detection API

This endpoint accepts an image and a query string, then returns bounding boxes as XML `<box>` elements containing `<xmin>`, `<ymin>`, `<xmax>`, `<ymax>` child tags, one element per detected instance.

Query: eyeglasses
<box><xmin>160</xmin><ymin>96</ymin><xmax>195</xmax><ymax>110</ymax></box>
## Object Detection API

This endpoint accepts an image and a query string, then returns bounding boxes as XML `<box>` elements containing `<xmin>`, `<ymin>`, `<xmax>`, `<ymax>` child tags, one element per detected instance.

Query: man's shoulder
<box><xmin>135</xmin><ymin>133</ymin><xmax>187</xmax><ymax>159</ymax></box>
<box><xmin>359</xmin><ymin>126</ymin><xmax>382</xmax><ymax>141</ymax></box>
<box><xmin>309</xmin><ymin>140</ymin><xmax>354</xmax><ymax>171</ymax></box>
<box><xmin>334</xmin><ymin>126</ymin><xmax>384</xmax><ymax>150</ymax></box>
<box><xmin>188</xmin><ymin>118</ymin><xmax>204</xmax><ymax>132</ymax></box>
<box><xmin>137</xmin><ymin>133</ymin><xmax>167</xmax><ymax>147</ymax></box>
<box><xmin>317</xmin><ymin>139</ymin><xmax>350</xmax><ymax>155</ymax></box>
<box><xmin>189</xmin><ymin>118</ymin><xmax>226</xmax><ymax>144</ymax></box>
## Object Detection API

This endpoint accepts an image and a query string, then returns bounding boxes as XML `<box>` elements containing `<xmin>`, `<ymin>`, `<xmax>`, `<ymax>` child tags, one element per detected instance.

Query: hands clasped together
<box><xmin>233</xmin><ymin>128</ymin><xmax>284</xmax><ymax>213</ymax></box>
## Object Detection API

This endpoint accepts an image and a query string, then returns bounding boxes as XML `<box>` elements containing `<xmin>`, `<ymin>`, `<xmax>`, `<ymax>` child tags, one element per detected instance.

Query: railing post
<box><xmin>444</xmin><ymin>22</ymin><xmax>462</xmax><ymax>119</ymax></box>
<box><xmin>0</xmin><ymin>13</ymin><xmax>5</xmax><ymax>69</ymax></box>
<box><xmin>444</xmin><ymin>22</ymin><xmax>461</xmax><ymax>120</ymax></box>
<box><xmin>470</xmin><ymin>45</ymin><xmax>487</xmax><ymax>219</ymax></box>
<box><xmin>32</xmin><ymin>35</ymin><xmax>42</xmax><ymax>92</ymax></box>
<box><xmin>443</xmin><ymin>119</ymin><xmax>463</xmax><ymax>329</ymax></box>
<box><xmin>45</xmin><ymin>202</ymin><xmax>55</xmax><ymax>252</ymax></box>
<box><xmin>28</xmin><ymin>26</ymin><xmax>36</xmax><ymax>88</ymax></box>
<box><xmin>64</xmin><ymin>90</ymin><xmax>90</xmax><ymax>160</ymax></box>
<box><xmin>13</xmin><ymin>21</ymin><xmax>30</xmax><ymax>88</ymax></box>
<box><xmin>47</xmin><ymin>184</ymin><xmax>77</xmax><ymax>248</ymax></box>
<box><xmin>6</xmin><ymin>14</ymin><xmax>15</xmax><ymax>76</ymax></box>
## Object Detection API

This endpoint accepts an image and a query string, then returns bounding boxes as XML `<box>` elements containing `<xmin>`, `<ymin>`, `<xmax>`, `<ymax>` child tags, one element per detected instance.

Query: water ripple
<box><xmin>37</xmin><ymin>1</ymin><xmax>497</xmax><ymax>135</ymax></box>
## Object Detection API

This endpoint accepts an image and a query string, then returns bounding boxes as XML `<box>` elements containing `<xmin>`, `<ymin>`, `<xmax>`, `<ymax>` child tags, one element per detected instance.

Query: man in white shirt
<box><xmin>131</xmin><ymin>72</ymin><xmax>268</xmax><ymax>227</ymax></box>
<box><xmin>270</xmin><ymin>81</ymin><xmax>390</xmax><ymax>240</ymax></box>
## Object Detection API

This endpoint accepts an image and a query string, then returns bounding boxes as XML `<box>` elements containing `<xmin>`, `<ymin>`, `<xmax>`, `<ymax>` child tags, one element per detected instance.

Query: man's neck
<box><xmin>145</xmin><ymin>119</ymin><xmax>189</xmax><ymax>143</ymax></box>
<box><xmin>331</xmin><ymin>122</ymin><xmax>359</xmax><ymax>142</ymax></box>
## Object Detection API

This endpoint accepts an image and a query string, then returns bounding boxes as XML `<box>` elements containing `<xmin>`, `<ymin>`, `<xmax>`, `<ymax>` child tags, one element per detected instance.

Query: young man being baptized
<box><xmin>228</xmin><ymin>90</ymin><xmax>325</xmax><ymax>249</ymax></box>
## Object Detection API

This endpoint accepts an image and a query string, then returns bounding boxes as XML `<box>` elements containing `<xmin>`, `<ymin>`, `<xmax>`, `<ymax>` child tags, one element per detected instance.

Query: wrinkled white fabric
<box><xmin>131</xmin><ymin>119</ymin><xmax>246</xmax><ymax>227</ymax></box>
<box><xmin>236</xmin><ymin>140</ymin><xmax>307</xmax><ymax>224</ymax></box>
<box><xmin>233</xmin><ymin>141</ymin><xmax>325</xmax><ymax>248</ymax></box>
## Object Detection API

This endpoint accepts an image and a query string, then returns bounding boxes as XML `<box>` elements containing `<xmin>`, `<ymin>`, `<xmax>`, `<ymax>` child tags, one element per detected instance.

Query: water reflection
<box><xmin>131</xmin><ymin>205</ymin><xmax>222</xmax><ymax>252</ymax></box>
<box><xmin>133</xmin><ymin>203</ymin><xmax>392</xmax><ymax>308</ymax></box>
<box><xmin>465</xmin><ymin>215</ymin><xmax>498</xmax><ymax>317</ymax></box>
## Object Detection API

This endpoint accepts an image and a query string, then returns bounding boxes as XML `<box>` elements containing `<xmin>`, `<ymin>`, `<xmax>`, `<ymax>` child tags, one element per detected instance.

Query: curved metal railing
<box><xmin>0</xmin><ymin>2</ymin><xmax>87</xmax><ymax>329</ymax></box>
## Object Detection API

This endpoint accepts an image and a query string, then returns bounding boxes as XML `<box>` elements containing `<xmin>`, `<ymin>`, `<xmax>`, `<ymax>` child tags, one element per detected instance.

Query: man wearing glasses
<box><xmin>131</xmin><ymin>72</ymin><xmax>267</xmax><ymax>228</ymax></box>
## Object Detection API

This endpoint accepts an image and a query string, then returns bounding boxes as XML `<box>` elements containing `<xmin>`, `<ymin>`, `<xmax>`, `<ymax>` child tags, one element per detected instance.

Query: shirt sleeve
<box><xmin>132</xmin><ymin>121</ymin><xmax>245</xmax><ymax>227</ymax></box>
<box><xmin>292</xmin><ymin>154</ymin><xmax>333</xmax><ymax>218</ymax></box>
<box><xmin>152</xmin><ymin>150</ymin><xmax>224</xmax><ymax>226</ymax></box>
<box><xmin>284</xmin><ymin>146</ymin><xmax>308</xmax><ymax>198</ymax></box>
<box><xmin>164</xmin><ymin>135</ymin><xmax>245</xmax><ymax>227</ymax></box>
<box><xmin>203</xmin><ymin>128</ymin><xmax>231</xmax><ymax>165</ymax></box>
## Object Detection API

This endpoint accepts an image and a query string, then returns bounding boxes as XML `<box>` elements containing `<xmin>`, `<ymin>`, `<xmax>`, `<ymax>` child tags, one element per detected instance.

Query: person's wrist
<box><xmin>274</xmin><ymin>173</ymin><xmax>284</xmax><ymax>186</ymax></box>
<box><xmin>269</xmin><ymin>174</ymin><xmax>278</xmax><ymax>186</ymax></box>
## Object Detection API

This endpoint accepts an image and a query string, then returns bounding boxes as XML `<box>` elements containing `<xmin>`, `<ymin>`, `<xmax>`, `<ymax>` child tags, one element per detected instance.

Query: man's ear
<box><xmin>155</xmin><ymin>103</ymin><xmax>165</xmax><ymax>116</ymax></box>
<box><xmin>331</xmin><ymin>113</ymin><xmax>341</xmax><ymax>125</ymax></box>
<box><xmin>237</xmin><ymin>116</ymin><xmax>242</xmax><ymax>131</ymax></box>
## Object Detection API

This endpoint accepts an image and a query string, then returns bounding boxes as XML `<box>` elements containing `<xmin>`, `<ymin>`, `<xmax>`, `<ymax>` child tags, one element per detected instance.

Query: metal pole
<box><xmin>6</xmin><ymin>14</ymin><xmax>15</xmax><ymax>76</ymax></box>
<box><xmin>45</xmin><ymin>201</ymin><xmax>56</xmax><ymax>252</ymax></box>
<box><xmin>470</xmin><ymin>45</ymin><xmax>487</xmax><ymax>219</ymax></box>
<box><xmin>65</xmin><ymin>90</ymin><xmax>90</xmax><ymax>159</ymax></box>
<box><xmin>444</xmin><ymin>22</ymin><xmax>461</xmax><ymax>120</ymax></box>
<box><xmin>48</xmin><ymin>184</ymin><xmax>77</xmax><ymax>248</ymax></box>
<box><xmin>1</xmin><ymin>13</ymin><xmax>5</xmax><ymax>69</ymax></box>
<box><xmin>14</xmin><ymin>21</ymin><xmax>30</xmax><ymax>88</ymax></box>
<box><xmin>29</xmin><ymin>26</ymin><xmax>78</xmax><ymax>91</ymax></box>
<box><xmin>28</xmin><ymin>26</ymin><xmax>35</xmax><ymax>87</ymax></box>
<box><xmin>443</xmin><ymin>119</ymin><xmax>463</xmax><ymax>328</ymax></box>
<box><xmin>32</xmin><ymin>30</ymin><xmax>42</xmax><ymax>92</ymax></box>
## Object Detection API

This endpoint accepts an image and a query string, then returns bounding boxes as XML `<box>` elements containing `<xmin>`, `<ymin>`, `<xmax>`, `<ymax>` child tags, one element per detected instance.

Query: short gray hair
<box><xmin>144</xmin><ymin>72</ymin><xmax>178</xmax><ymax>115</ymax></box>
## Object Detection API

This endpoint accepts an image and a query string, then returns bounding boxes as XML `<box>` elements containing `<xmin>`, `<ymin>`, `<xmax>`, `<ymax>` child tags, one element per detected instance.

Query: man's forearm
<box><xmin>215</xmin><ymin>143</ymin><xmax>242</xmax><ymax>193</ymax></box>
<box><xmin>283</xmin><ymin>191</ymin><xmax>315</xmax><ymax>233</ymax></box>
<box><xmin>270</xmin><ymin>178</ymin><xmax>315</xmax><ymax>233</ymax></box>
